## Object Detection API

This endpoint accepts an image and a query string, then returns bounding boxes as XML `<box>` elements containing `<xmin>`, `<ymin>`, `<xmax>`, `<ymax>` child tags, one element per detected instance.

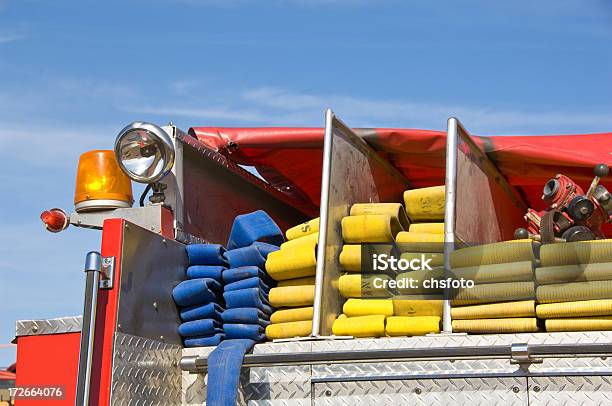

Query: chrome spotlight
<box><xmin>114</xmin><ymin>121</ymin><xmax>175</xmax><ymax>183</ymax></box>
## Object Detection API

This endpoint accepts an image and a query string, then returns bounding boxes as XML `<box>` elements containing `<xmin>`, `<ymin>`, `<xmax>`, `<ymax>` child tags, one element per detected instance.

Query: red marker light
<box><xmin>40</xmin><ymin>208</ymin><xmax>69</xmax><ymax>232</ymax></box>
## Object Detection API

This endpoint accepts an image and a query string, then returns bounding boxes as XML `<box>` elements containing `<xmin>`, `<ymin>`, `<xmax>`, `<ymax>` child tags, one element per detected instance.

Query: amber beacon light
<box><xmin>74</xmin><ymin>150</ymin><xmax>134</xmax><ymax>212</ymax></box>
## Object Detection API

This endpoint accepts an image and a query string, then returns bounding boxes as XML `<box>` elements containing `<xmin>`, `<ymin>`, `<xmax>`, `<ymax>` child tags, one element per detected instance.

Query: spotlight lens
<box><xmin>115</xmin><ymin>122</ymin><xmax>175</xmax><ymax>183</ymax></box>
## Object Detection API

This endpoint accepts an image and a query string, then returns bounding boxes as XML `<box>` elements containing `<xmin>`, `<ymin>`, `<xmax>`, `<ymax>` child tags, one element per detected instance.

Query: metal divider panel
<box><xmin>452</xmin><ymin>119</ymin><xmax>527</xmax><ymax>244</ymax></box>
<box><xmin>117</xmin><ymin>221</ymin><xmax>187</xmax><ymax>345</ymax></box>
<box><xmin>178</xmin><ymin>131</ymin><xmax>310</xmax><ymax>244</ymax></box>
<box><xmin>313</xmin><ymin>377</ymin><xmax>528</xmax><ymax>405</ymax></box>
<box><xmin>313</xmin><ymin>110</ymin><xmax>409</xmax><ymax>336</ymax></box>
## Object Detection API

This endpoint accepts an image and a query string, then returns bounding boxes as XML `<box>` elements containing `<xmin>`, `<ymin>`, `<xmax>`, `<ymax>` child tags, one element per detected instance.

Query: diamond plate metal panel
<box><xmin>313</xmin><ymin>359</ymin><xmax>520</xmax><ymax>380</ymax></box>
<box><xmin>111</xmin><ymin>332</ymin><xmax>182</xmax><ymax>405</ymax></box>
<box><xmin>314</xmin><ymin>377</ymin><xmax>528</xmax><ymax>405</ymax></box>
<box><xmin>15</xmin><ymin>316</ymin><xmax>82</xmax><ymax>337</ymax></box>
<box><xmin>310</xmin><ymin>331</ymin><xmax>612</xmax><ymax>352</ymax></box>
<box><xmin>528</xmin><ymin>376</ymin><xmax>612</xmax><ymax>405</ymax></box>
<box><xmin>182</xmin><ymin>365</ymin><xmax>312</xmax><ymax>405</ymax></box>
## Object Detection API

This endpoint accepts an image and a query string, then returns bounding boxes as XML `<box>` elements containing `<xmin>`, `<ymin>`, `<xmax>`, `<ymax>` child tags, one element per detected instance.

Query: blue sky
<box><xmin>0</xmin><ymin>0</ymin><xmax>611</xmax><ymax>366</ymax></box>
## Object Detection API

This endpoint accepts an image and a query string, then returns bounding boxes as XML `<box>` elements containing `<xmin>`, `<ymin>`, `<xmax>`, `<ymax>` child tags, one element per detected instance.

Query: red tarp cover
<box><xmin>189</xmin><ymin>127</ymin><xmax>612</xmax><ymax>217</ymax></box>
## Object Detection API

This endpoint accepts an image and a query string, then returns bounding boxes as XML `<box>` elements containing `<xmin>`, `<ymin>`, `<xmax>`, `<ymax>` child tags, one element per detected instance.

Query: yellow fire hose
<box><xmin>332</xmin><ymin>314</ymin><xmax>386</xmax><ymax>337</ymax></box>
<box><xmin>341</xmin><ymin>214</ymin><xmax>402</xmax><ymax>243</ymax></box>
<box><xmin>392</xmin><ymin>296</ymin><xmax>443</xmax><ymax>317</ymax></box>
<box><xmin>343</xmin><ymin>298</ymin><xmax>394</xmax><ymax>317</ymax></box>
<box><xmin>535</xmin><ymin>263</ymin><xmax>612</xmax><ymax>285</ymax></box>
<box><xmin>338</xmin><ymin>274</ymin><xmax>392</xmax><ymax>298</ymax></box>
<box><xmin>452</xmin><ymin>318</ymin><xmax>539</xmax><ymax>334</ymax></box>
<box><xmin>451</xmin><ymin>300</ymin><xmax>536</xmax><ymax>320</ymax></box>
<box><xmin>277</xmin><ymin>276</ymin><xmax>316</xmax><ymax>287</ymax></box>
<box><xmin>545</xmin><ymin>317</ymin><xmax>612</xmax><ymax>332</ymax></box>
<box><xmin>450</xmin><ymin>240</ymin><xmax>535</xmax><ymax>268</ymax></box>
<box><xmin>270</xmin><ymin>306</ymin><xmax>314</xmax><ymax>323</ymax></box>
<box><xmin>265</xmin><ymin>240</ymin><xmax>316</xmax><ymax>281</ymax></box>
<box><xmin>536</xmin><ymin>281</ymin><xmax>612</xmax><ymax>304</ymax></box>
<box><xmin>408</xmin><ymin>223</ymin><xmax>444</xmax><ymax>234</ymax></box>
<box><xmin>339</xmin><ymin>244</ymin><xmax>362</xmax><ymax>272</ymax></box>
<box><xmin>451</xmin><ymin>281</ymin><xmax>535</xmax><ymax>306</ymax></box>
<box><xmin>285</xmin><ymin>218</ymin><xmax>319</xmax><ymax>241</ymax></box>
<box><xmin>396</xmin><ymin>232</ymin><xmax>444</xmax><ymax>244</ymax></box>
<box><xmin>450</xmin><ymin>261</ymin><xmax>534</xmax><ymax>284</ymax></box>
<box><xmin>280</xmin><ymin>232</ymin><xmax>319</xmax><ymax>251</ymax></box>
<box><xmin>400</xmin><ymin>252</ymin><xmax>444</xmax><ymax>267</ymax></box>
<box><xmin>395</xmin><ymin>268</ymin><xmax>444</xmax><ymax>295</ymax></box>
<box><xmin>536</xmin><ymin>299</ymin><xmax>612</xmax><ymax>319</ymax></box>
<box><xmin>403</xmin><ymin>186</ymin><xmax>445</xmax><ymax>221</ymax></box>
<box><xmin>266</xmin><ymin>320</ymin><xmax>313</xmax><ymax>339</ymax></box>
<box><xmin>269</xmin><ymin>285</ymin><xmax>315</xmax><ymax>307</ymax></box>
<box><xmin>350</xmin><ymin>203</ymin><xmax>410</xmax><ymax>231</ymax></box>
<box><xmin>386</xmin><ymin>316</ymin><xmax>441</xmax><ymax>336</ymax></box>
<box><xmin>539</xmin><ymin>240</ymin><xmax>612</xmax><ymax>267</ymax></box>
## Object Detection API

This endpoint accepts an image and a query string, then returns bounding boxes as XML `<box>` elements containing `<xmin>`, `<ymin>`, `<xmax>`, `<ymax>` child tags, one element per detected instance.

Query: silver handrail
<box><xmin>75</xmin><ymin>251</ymin><xmax>101</xmax><ymax>406</ymax></box>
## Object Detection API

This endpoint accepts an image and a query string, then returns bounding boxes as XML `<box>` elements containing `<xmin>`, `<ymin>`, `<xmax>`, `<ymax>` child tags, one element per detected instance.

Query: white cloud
<box><xmin>128</xmin><ymin>85</ymin><xmax>612</xmax><ymax>134</ymax></box>
<box><xmin>0</xmin><ymin>33</ymin><xmax>21</xmax><ymax>44</ymax></box>
<box><xmin>0</xmin><ymin>125</ymin><xmax>115</xmax><ymax>168</ymax></box>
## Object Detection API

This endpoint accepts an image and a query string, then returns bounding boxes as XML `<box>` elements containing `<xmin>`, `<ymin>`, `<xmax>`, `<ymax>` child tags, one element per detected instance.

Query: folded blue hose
<box><xmin>186</xmin><ymin>265</ymin><xmax>225</xmax><ymax>281</ymax></box>
<box><xmin>226</xmin><ymin>210</ymin><xmax>284</xmax><ymax>250</ymax></box>
<box><xmin>207</xmin><ymin>339</ymin><xmax>256</xmax><ymax>406</ymax></box>
<box><xmin>178</xmin><ymin>318</ymin><xmax>223</xmax><ymax>337</ymax></box>
<box><xmin>224</xmin><ymin>276</ymin><xmax>270</xmax><ymax>293</ymax></box>
<box><xmin>222</xmin><ymin>308</ymin><xmax>270</xmax><ymax>325</ymax></box>
<box><xmin>223</xmin><ymin>245</ymin><xmax>266</xmax><ymax>269</ymax></box>
<box><xmin>222</xmin><ymin>266</ymin><xmax>272</xmax><ymax>285</ymax></box>
<box><xmin>180</xmin><ymin>302</ymin><xmax>224</xmax><ymax>322</ymax></box>
<box><xmin>184</xmin><ymin>333</ymin><xmax>225</xmax><ymax>348</ymax></box>
<box><xmin>223</xmin><ymin>288</ymin><xmax>273</xmax><ymax>314</ymax></box>
<box><xmin>252</xmin><ymin>242</ymin><xmax>280</xmax><ymax>258</ymax></box>
<box><xmin>224</xmin><ymin>324</ymin><xmax>266</xmax><ymax>341</ymax></box>
<box><xmin>173</xmin><ymin>279</ymin><xmax>221</xmax><ymax>307</ymax></box>
<box><xmin>187</xmin><ymin>244</ymin><xmax>227</xmax><ymax>266</ymax></box>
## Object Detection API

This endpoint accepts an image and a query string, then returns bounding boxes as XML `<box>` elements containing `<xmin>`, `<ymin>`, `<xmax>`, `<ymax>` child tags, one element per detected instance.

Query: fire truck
<box><xmin>13</xmin><ymin>111</ymin><xmax>612</xmax><ymax>405</ymax></box>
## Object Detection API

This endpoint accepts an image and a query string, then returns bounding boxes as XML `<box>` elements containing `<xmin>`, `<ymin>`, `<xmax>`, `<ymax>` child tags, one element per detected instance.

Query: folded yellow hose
<box><xmin>266</xmin><ymin>320</ymin><xmax>312</xmax><ymax>339</ymax></box>
<box><xmin>350</xmin><ymin>203</ymin><xmax>410</xmax><ymax>231</ymax></box>
<box><xmin>395</xmin><ymin>268</ymin><xmax>444</xmax><ymax>295</ymax></box>
<box><xmin>332</xmin><ymin>315</ymin><xmax>386</xmax><ymax>337</ymax></box>
<box><xmin>286</xmin><ymin>218</ymin><xmax>319</xmax><ymax>241</ymax></box>
<box><xmin>535</xmin><ymin>263</ymin><xmax>612</xmax><ymax>285</ymax></box>
<box><xmin>386</xmin><ymin>316</ymin><xmax>440</xmax><ymax>336</ymax></box>
<box><xmin>270</xmin><ymin>307</ymin><xmax>314</xmax><ymax>323</ymax></box>
<box><xmin>343</xmin><ymin>299</ymin><xmax>394</xmax><ymax>317</ymax></box>
<box><xmin>451</xmin><ymin>261</ymin><xmax>534</xmax><ymax>284</ymax></box>
<box><xmin>451</xmin><ymin>281</ymin><xmax>535</xmax><ymax>306</ymax></box>
<box><xmin>450</xmin><ymin>240</ymin><xmax>535</xmax><ymax>268</ymax></box>
<box><xmin>392</xmin><ymin>296</ymin><xmax>443</xmax><ymax>317</ymax></box>
<box><xmin>403</xmin><ymin>186</ymin><xmax>445</xmax><ymax>221</ymax></box>
<box><xmin>536</xmin><ymin>281</ymin><xmax>612</xmax><ymax>304</ymax></box>
<box><xmin>536</xmin><ymin>299</ymin><xmax>612</xmax><ymax>319</ymax></box>
<box><xmin>452</xmin><ymin>318</ymin><xmax>539</xmax><ymax>334</ymax></box>
<box><xmin>540</xmin><ymin>240</ymin><xmax>612</xmax><ymax>267</ymax></box>
<box><xmin>339</xmin><ymin>244</ymin><xmax>396</xmax><ymax>272</ymax></box>
<box><xmin>545</xmin><ymin>317</ymin><xmax>612</xmax><ymax>332</ymax></box>
<box><xmin>400</xmin><ymin>252</ymin><xmax>444</xmax><ymax>267</ymax></box>
<box><xmin>277</xmin><ymin>276</ymin><xmax>316</xmax><ymax>287</ymax></box>
<box><xmin>342</xmin><ymin>214</ymin><xmax>401</xmax><ymax>243</ymax></box>
<box><xmin>269</xmin><ymin>285</ymin><xmax>315</xmax><ymax>307</ymax></box>
<box><xmin>396</xmin><ymin>232</ymin><xmax>444</xmax><ymax>243</ymax></box>
<box><xmin>338</xmin><ymin>274</ymin><xmax>392</xmax><ymax>298</ymax></box>
<box><xmin>451</xmin><ymin>300</ymin><xmax>536</xmax><ymax>320</ymax></box>
<box><xmin>409</xmin><ymin>223</ymin><xmax>444</xmax><ymax>234</ymax></box>
<box><xmin>265</xmin><ymin>243</ymin><xmax>316</xmax><ymax>281</ymax></box>
<box><xmin>397</xmin><ymin>242</ymin><xmax>445</xmax><ymax>253</ymax></box>
<box><xmin>339</xmin><ymin>244</ymin><xmax>362</xmax><ymax>272</ymax></box>
<box><xmin>280</xmin><ymin>232</ymin><xmax>318</xmax><ymax>251</ymax></box>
